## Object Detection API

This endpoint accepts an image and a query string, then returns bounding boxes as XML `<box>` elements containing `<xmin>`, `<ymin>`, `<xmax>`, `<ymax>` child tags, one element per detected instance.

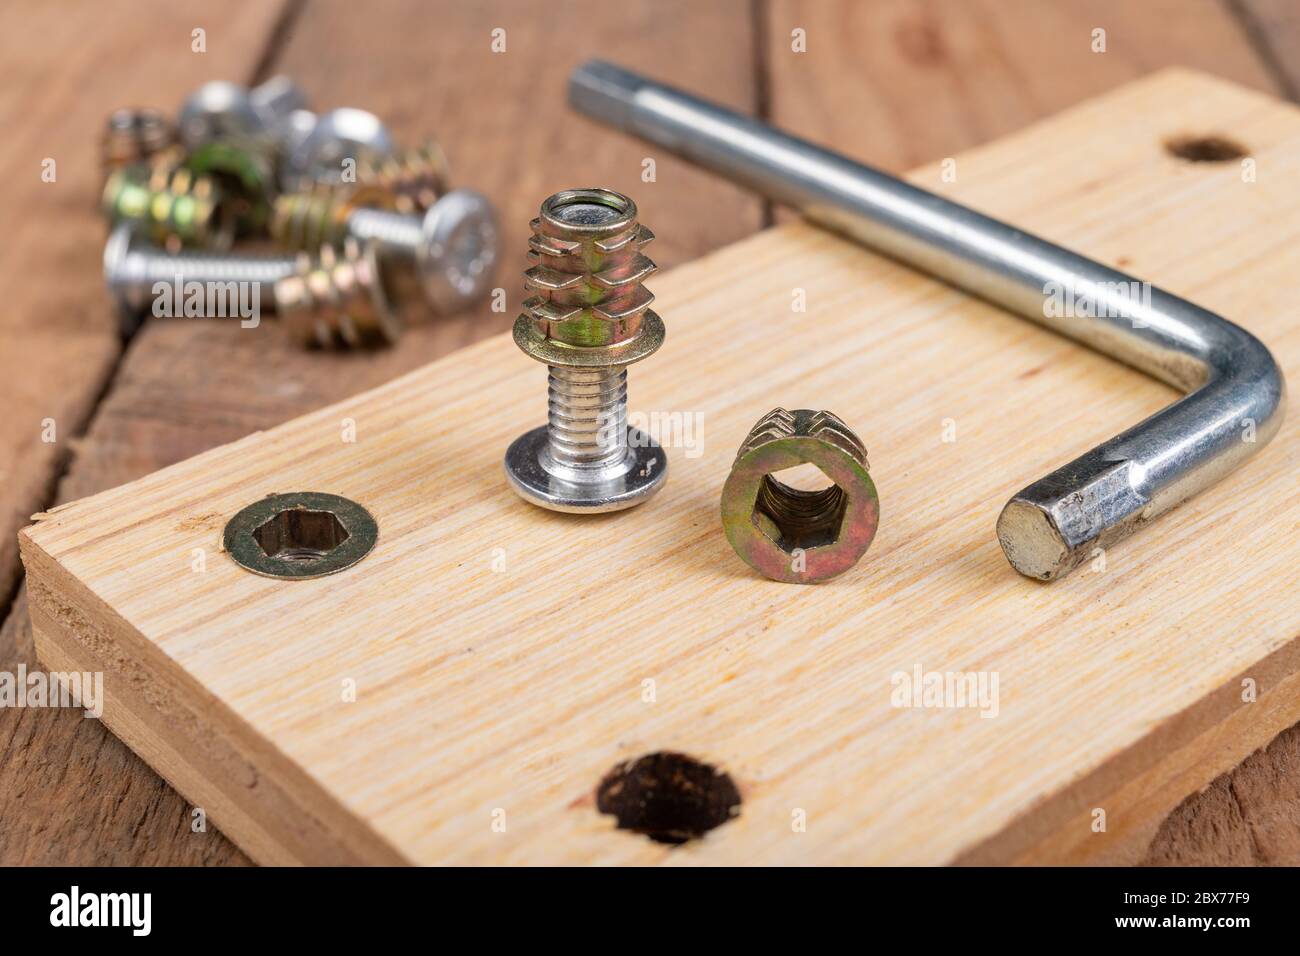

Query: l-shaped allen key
<box><xmin>569</xmin><ymin>61</ymin><xmax>1286</xmax><ymax>581</ymax></box>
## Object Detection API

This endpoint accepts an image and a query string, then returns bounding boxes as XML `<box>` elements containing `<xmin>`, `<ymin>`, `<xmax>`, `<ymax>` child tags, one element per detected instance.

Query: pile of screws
<box><xmin>99</xmin><ymin>77</ymin><xmax>499</xmax><ymax>348</ymax></box>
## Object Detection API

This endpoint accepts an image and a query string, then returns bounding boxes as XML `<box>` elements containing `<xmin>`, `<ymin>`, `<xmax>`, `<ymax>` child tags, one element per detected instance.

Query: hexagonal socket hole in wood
<box><xmin>752</xmin><ymin>462</ymin><xmax>848</xmax><ymax>552</ymax></box>
<box><xmin>596</xmin><ymin>752</ymin><xmax>741</xmax><ymax>846</ymax></box>
<box><xmin>253</xmin><ymin>507</ymin><xmax>350</xmax><ymax>562</ymax></box>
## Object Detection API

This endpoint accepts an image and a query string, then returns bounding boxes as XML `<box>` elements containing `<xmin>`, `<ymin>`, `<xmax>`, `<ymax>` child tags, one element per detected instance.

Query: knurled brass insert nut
<box><xmin>721</xmin><ymin>408</ymin><xmax>879</xmax><ymax>583</ymax></box>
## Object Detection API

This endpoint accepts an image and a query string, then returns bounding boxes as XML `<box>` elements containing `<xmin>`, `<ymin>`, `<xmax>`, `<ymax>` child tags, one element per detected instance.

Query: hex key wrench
<box><xmin>569</xmin><ymin>60</ymin><xmax>1286</xmax><ymax>581</ymax></box>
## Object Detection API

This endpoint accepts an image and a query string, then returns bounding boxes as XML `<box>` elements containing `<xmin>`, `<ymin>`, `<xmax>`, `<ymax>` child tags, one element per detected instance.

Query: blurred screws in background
<box><xmin>98</xmin><ymin>76</ymin><xmax>498</xmax><ymax>348</ymax></box>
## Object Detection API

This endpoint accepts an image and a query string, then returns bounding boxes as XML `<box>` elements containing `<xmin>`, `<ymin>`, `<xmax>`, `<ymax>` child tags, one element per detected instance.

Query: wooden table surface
<box><xmin>2</xmin><ymin>0</ymin><xmax>1297</xmax><ymax>866</ymax></box>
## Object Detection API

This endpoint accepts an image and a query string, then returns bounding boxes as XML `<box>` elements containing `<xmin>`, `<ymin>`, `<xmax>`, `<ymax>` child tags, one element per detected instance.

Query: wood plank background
<box><xmin>1</xmin><ymin>0</ymin><xmax>1297</xmax><ymax>865</ymax></box>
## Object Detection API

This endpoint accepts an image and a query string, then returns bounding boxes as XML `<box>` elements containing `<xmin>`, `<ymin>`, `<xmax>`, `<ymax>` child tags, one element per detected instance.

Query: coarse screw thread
<box><xmin>546</xmin><ymin>366</ymin><xmax>629</xmax><ymax>474</ymax></box>
<box><xmin>104</xmin><ymin>231</ymin><xmax>295</xmax><ymax>314</ymax></box>
<box><xmin>354</xmin><ymin>141</ymin><xmax>450</xmax><ymax>214</ymax></box>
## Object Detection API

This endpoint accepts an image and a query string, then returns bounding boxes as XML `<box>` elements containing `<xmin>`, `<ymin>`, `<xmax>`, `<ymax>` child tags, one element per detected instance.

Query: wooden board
<box><xmin>18</xmin><ymin>69</ymin><xmax>1300</xmax><ymax>864</ymax></box>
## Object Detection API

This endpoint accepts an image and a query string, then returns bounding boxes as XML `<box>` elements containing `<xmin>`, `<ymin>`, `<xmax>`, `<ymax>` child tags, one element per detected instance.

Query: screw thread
<box><xmin>272</xmin><ymin>242</ymin><xmax>399</xmax><ymax>348</ymax></box>
<box><xmin>523</xmin><ymin>189</ymin><xmax>656</xmax><ymax>349</ymax></box>
<box><xmin>346</xmin><ymin>207</ymin><xmax>423</xmax><ymax>259</ymax></box>
<box><xmin>545</xmin><ymin>366</ymin><xmax>630</xmax><ymax>473</ymax></box>
<box><xmin>506</xmin><ymin>188</ymin><xmax>666</xmax><ymax>510</ymax></box>
<box><xmin>135</xmin><ymin>250</ymin><xmax>297</xmax><ymax>288</ymax></box>
<box><xmin>355</xmin><ymin>140</ymin><xmax>449</xmax><ymax>214</ymax></box>
<box><xmin>271</xmin><ymin>189</ymin><xmax>418</xmax><ymax>260</ymax></box>
<box><xmin>522</xmin><ymin>188</ymin><xmax>656</xmax><ymax>484</ymax></box>
<box><xmin>109</xmin><ymin>245</ymin><xmax>296</xmax><ymax>312</ymax></box>
<box><xmin>102</xmin><ymin>161</ymin><xmax>232</xmax><ymax>250</ymax></box>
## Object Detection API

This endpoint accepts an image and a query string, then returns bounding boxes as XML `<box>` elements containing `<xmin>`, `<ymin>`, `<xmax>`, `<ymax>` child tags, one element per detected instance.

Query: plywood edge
<box><xmin>19</xmin><ymin>535</ymin><xmax>409</xmax><ymax>865</ymax></box>
<box><xmin>954</xmin><ymin>635</ymin><xmax>1300</xmax><ymax>865</ymax></box>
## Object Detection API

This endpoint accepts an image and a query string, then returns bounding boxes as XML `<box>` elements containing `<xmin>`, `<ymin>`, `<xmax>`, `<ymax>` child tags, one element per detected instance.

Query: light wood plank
<box><xmin>21</xmin><ymin>69</ymin><xmax>1299</xmax><ymax>864</ymax></box>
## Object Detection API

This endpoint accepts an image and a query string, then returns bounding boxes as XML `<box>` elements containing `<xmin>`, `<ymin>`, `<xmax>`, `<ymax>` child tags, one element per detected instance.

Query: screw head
<box><xmin>417</xmin><ymin>190</ymin><xmax>499</xmax><ymax>314</ymax></box>
<box><xmin>249</xmin><ymin>75</ymin><xmax>309</xmax><ymax>129</ymax></box>
<box><xmin>102</xmin><ymin>223</ymin><xmax>150</xmax><ymax>329</ymax></box>
<box><xmin>178</xmin><ymin>81</ymin><xmax>264</xmax><ymax>150</ymax></box>
<box><xmin>287</xmin><ymin>107</ymin><xmax>395</xmax><ymax>185</ymax></box>
<box><xmin>504</xmin><ymin>425</ymin><xmax>668</xmax><ymax>513</ymax></box>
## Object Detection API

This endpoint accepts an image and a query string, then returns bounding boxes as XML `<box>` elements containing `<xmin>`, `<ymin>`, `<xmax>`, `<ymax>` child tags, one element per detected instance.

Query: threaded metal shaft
<box><xmin>106</xmin><ymin>242</ymin><xmax>296</xmax><ymax>313</ymax></box>
<box><xmin>102</xmin><ymin>226</ymin><xmax>398</xmax><ymax>348</ymax></box>
<box><xmin>545</xmin><ymin>366</ymin><xmax>630</xmax><ymax>475</ymax></box>
<box><xmin>346</xmin><ymin>207</ymin><xmax>424</xmax><ymax>260</ymax></box>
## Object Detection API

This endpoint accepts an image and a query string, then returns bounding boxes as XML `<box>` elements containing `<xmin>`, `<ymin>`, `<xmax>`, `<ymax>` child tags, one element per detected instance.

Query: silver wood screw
<box><xmin>102</xmin><ymin>223</ymin><xmax>396</xmax><ymax>347</ymax></box>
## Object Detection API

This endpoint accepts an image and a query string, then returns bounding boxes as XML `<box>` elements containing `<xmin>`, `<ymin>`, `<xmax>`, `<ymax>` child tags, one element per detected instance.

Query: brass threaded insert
<box><xmin>101</xmin><ymin>107</ymin><xmax>174</xmax><ymax>172</ymax></box>
<box><xmin>273</xmin><ymin>240</ymin><xmax>399</xmax><ymax>349</ymax></box>
<box><xmin>101</xmin><ymin>157</ymin><xmax>233</xmax><ymax>250</ymax></box>
<box><xmin>270</xmin><ymin>183</ymin><xmax>396</xmax><ymax>251</ymax></box>
<box><xmin>355</xmin><ymin>140</ymin><xmax>450</xmax><ymax>215</ymax></box>
<box><xmin>722</xmin><ymin>408</ymin><xmax>879</xmax><ymax>583</ymax></box>
<box><xmin>522</xmin><ymin>187</ymin><xmax>659</xmax><ymax>352</ymax></box>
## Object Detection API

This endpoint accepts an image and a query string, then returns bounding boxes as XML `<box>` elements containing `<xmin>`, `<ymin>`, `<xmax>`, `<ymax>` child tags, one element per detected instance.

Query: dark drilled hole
<box><xmin>252</xmin><ymin>507</ymin><xmax>349</xmax><ymax>562</ymax></box>
<box><xmin>1164</xmin><ymin>134</ymin><xmax>1247</xmax><ymax>163</ymax></box>
<box><xmin>596</xmin><ymin>752</ymin><xmax>741</xmax><ymax>845</ymax></box>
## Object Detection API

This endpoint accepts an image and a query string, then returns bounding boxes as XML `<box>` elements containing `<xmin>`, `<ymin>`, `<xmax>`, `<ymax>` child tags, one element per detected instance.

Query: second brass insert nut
<box><xmin>721</xmin><ymin>408</ymin><xmax>879</xmax><ymax>583</ymax></box>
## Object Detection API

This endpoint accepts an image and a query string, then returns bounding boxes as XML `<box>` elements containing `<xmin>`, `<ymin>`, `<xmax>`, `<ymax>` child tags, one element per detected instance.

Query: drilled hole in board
<box><xmin>1163</xmin><ymin>133</ymin><xmax>1247</xmax><ymax>163</ymax></box>
<box><xmin>596</xmin><ymin>751</ymin><xmax>741</xmax><ymax>845</ymax></box>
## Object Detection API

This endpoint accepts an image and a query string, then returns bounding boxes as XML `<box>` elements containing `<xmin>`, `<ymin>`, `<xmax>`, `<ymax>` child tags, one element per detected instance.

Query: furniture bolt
<box><xmin>504</xmin><ymin>187</ymin><xmax>667</xmax><ymax>513</ymax></box>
